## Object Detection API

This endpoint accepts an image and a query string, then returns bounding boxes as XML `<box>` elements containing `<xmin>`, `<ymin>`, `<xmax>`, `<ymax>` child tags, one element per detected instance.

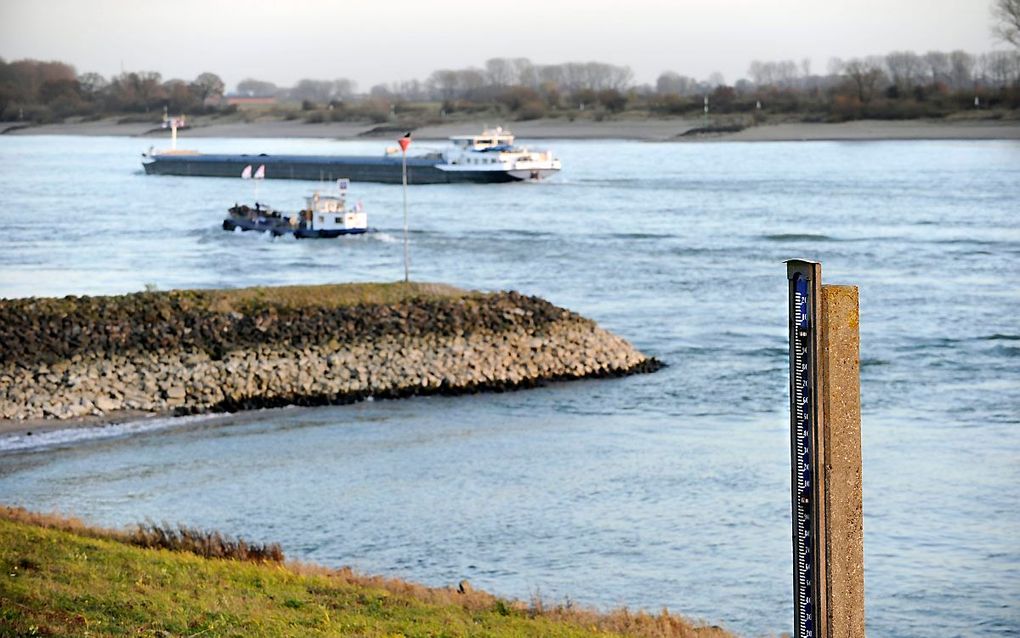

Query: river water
<box><xmin>0</xmin><ymin>135</ymin><xmax>1017</xmax><ymax>637</ymax></box>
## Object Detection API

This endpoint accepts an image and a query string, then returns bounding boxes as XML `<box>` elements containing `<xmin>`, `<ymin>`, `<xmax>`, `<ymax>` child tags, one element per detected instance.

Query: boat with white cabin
<box><xmin>430</xmin><ymin>127</ymin><xmax>561</xmax><ymax>181</ymax></box>
<box><xmin>222</xmin><ymin>180</ymin><xmax>369</xmax><ymax>238</ymax></box>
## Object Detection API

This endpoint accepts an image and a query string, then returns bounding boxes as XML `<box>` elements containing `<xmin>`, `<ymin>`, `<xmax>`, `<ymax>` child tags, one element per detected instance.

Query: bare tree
<box><xmin>190</xmin><ymin>72</ymin><xmax>224</xmax><ymax>103</ymax></box>
<box><xmin>842</xmin><ymin>57</ymin><xmax>886</xmax><ymax>102</ymax></box>
<box><xmin>748</xmin><ymin>60</ymin><xmax>799</xmax><ymax>87</ymax></box>
<box><xmin>885</xmin><ymin>51</ymin><xmax>925</xmax><ymax>90</ymax></box>
<box><xmin>656</xmin><ymin>71</ymin><xmax>699</xmax><ymax>95</ymax></box>
<box><xmin>77</xmin><ymin>72</ymin><xmax>108</xmax><ymax>99</ymax></box>
<box><xmin>948</xmin><ymin>50</ymin><xmax>975</xmax><ymax>89</ymax></box>
<box><xmin>236</xmin><ymin>78</ymin><xmax>277</xmax><ymax>97</ymax></box>
<box><xmin>332</xmin><ymin>78</ymin><xmax>357</xmax><ymax>100</ymax></box>
<box><xmin>512</xmin><ymin>58</ymin><xmax>537</xmax><ymax>87</ymax></box>
<box><xmin>992</xmin><ymin>0</ymin><xmax>1020</xmax><ymax>47</ymax></box>
<box><xmin>923</xmin><ymin>51</ymin><xmax>951</xmax><ymax>86</ymax></box>
<box><xmin>287</xmin><ymin>78</ymin><xmax>356</xmax><ymax>103</ymax></box>
<box><xmin>978</xmin><ymin>50</ymin><xmax>1020</xmax><ymax>86</ymax></box>
<box><xmin>485</xmin><ymin>58</ymin><xmax>515</xmax><ymax>86</ymax></box>
<box><xmin>426</xmin><ymin>69</ymin><xmax>459</xmax><ymax>100</ymax></box>
<box><xmin>456</xmin><ymin>68</ymin><xmax>486</xmax><ymax>95</ymax></box>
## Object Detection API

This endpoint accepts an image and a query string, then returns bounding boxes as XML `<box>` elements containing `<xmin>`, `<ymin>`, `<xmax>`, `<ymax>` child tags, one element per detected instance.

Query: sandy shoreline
<box><xmin>3</xmin><ymin>117</ymin><xmax>1018</xmax><ymax>142</ymax></box>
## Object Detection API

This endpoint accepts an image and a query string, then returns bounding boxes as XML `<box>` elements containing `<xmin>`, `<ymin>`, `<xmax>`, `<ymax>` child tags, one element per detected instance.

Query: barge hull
<box><xmin>143</xmin><ymin>153</ymin><xmax>523</xmax><ymax>184</ymax></box>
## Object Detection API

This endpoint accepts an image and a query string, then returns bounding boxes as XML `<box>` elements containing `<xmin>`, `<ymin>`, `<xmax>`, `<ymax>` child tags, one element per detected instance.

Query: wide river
<box><xmin>0</xmin><ymin>135</ymin><xmax>1017</xmax><ymax>637</ymax></box>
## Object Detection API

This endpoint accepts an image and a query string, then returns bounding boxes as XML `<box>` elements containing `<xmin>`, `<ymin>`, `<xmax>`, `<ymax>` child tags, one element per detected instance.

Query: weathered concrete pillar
<box><xmin>787</xmin><ymin>260</ymin><xmax>865</xmax><ymax>638</ymax></box>
<box><xmin>819</xmin><ymin>284</ymin><xmax>865</xmax><ymax>638</ymax></box>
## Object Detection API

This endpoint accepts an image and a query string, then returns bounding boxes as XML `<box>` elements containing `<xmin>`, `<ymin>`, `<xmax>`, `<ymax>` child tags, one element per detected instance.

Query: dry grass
<box><xmin>0</xmin><ymin>505</ymin><xmax>282</xmax><ymax>563</ymax></box>
<box><xmin>201</xmin><ymin>280</ymin><xmax>471</xmax><ymax>313</ymax></box>
<box><xmin>129</xmin><ymin>522</ymin><xmax>283</xmax><ymax>563</ymax></box>
<box><xmin>290</xmin><ymin>562</ymin><xmax>733</xmax><ymax>638</ymax></box>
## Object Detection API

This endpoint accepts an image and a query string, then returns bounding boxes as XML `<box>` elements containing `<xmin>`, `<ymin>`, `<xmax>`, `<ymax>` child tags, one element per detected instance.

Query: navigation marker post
<box><xmin>398</xmin><ymin>133</ymin><xmax>412</xmax><ymax>283</ymax></box>
<box><xmin>786</xmin><ymin>260</ymin><xmax>865</xmax><ymax>638</ymax></box>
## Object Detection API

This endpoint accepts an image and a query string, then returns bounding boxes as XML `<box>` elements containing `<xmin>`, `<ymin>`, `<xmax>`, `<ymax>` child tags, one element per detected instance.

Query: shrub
<box><xmin>516</xmin><ymin>99</ymin><xmax>547</xmax><ymax>120</ymax></box>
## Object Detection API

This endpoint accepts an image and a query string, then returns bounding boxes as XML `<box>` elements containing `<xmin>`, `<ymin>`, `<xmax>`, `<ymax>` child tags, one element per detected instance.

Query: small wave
<box><xmin>760</xmin><ymin>233</ymin><xmax>836</xmax><ymax>242</ymax></box>
<box><xmin>372</xmin><ymin>232</ymin><xmax>398</xmax><ymax>244</ymax></box>
<box><xmin>752</xmin><ymin>346</ymin><xmax>788</xmax><ymax>358</ymax></box>
<box><xmin>979</xmin><ymin>334</ymin><xmax>1020</xmax><ymax>342</ymax></box>
<box><xmin>604</xmin><ymin>232</ymin><xmax>675</xmax><ymax>240</ymax></box>
<box><xmin>503</xmin><ymin>229</ymin><xmax>555</xmax><ymax>238</ymax></box>
<box><xmin>0</xmin><ymin>413</ymin><xmax>222</xmax><ymax>453</ymax></box>
<box><xmin>990</xmin><ymin>345</ymin><xmax>1020</xmax><ymax>358</ymax></box>
<box><xmin>860</xmin><ymin>358</ymin><xmax>891</xmax><ymax>367</ymax></box>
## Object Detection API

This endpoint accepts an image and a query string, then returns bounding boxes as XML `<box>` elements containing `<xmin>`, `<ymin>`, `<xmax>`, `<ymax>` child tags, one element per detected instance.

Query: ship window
<box><xmin>335</xmin><ymin>216</ymin><xmax>343</xmax><ymax>223</ymax></box>
<box><xmin>318</xmin><ymin>215</ymin><xmax>324</xmax><ymax>222</ymax></box>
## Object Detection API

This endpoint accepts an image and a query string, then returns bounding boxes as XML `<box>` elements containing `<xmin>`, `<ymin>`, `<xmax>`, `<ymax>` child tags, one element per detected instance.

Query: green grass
<box><xmin>0</xmin><ymin>512</ymin><xmax>732</xmax><ymax>638</ymax></box>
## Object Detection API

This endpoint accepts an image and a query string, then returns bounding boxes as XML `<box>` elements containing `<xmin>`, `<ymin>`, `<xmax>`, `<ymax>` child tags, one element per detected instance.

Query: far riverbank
<box><xmin>3</xmin><ymin>116</ymin><xmax>1019</xmax><ymax>142</ymax></box>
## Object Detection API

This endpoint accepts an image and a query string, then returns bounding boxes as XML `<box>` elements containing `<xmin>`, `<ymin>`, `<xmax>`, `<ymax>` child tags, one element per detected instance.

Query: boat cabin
<box><xmin>448</xmin><ymin>127</ymin><xmax>516</xmax><ymax>152</ymax></box>
<box><xmin>304</xmin><ymin>193</ymin><xmax>367</xmax><ymax>231</ymax></box>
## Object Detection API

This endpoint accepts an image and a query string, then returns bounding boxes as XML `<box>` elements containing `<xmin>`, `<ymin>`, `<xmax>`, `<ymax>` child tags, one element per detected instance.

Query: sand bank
<box><xmin>706</xmin><ymin>119</ymin><xmax>1020</xmax><ymax>142</ymax></box>
<box><xmin>5</xmin><ymin>116</ymin><xmax>1017</xmax><ymax>142</ymax></box>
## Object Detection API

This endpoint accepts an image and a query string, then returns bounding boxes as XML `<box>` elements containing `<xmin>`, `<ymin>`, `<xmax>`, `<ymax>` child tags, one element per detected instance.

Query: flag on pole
<box><xmin>253</xmin><ymin>165</ymin><xmax>266</xmax><ymax>179</ymax></box>
<box><xmin>240</xmin><ymin>165</ymin><xmax>253</xmax><ymax>179</ymax></box>
<box><xmin>397</xmin><ymin>132</ymin><xmax>411</xmax><ymax>152</ymax></box>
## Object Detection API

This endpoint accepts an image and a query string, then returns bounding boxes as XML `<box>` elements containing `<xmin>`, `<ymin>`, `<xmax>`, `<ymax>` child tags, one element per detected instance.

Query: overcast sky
<box><xmin>0</xmin><ymin>0</ymin><xmax>1002</xmax><ymax>91</ymax></box>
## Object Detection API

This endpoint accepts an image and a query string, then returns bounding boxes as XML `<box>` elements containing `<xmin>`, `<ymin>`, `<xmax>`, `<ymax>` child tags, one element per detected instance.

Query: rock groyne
<box><xmin>0</xmin><ymin>283</ymin><xmax>660</xmax><ymax>421</ymax></box>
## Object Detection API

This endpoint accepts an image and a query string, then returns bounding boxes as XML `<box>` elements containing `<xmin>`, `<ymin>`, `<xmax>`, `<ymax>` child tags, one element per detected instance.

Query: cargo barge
<box><xmin>142</xmin><ymin>128</ymin><xmax>560</xmax><ymax>185</ymax></box>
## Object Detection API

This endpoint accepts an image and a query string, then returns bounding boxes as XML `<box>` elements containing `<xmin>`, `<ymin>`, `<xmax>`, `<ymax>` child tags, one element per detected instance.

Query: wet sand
<box><xmin>4</xmin><ymin>117</ymin><xmax>1018</xmax><ymax>142</ymax></box>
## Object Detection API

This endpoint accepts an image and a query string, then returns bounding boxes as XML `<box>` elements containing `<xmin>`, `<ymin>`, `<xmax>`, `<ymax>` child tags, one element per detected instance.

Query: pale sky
<box><xmin>0</xmin><ymin>0</ymin><xmax>1001</xmax><ymax>91</ymax></box>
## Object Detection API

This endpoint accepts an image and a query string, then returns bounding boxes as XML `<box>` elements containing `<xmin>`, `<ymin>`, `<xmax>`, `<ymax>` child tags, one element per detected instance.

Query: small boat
<box><xmin>223</xmin><ymin>186</ymin><xmax>369</xmax><ymax>238</ymax></box>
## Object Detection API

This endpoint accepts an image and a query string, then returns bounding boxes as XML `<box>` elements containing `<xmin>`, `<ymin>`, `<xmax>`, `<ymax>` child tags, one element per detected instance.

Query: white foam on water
<box><xmin>0</xmin><ymin>413</ymin><xmax>222</xmax><ymax>453</ymax></box>
<box><xmin>372</xmin><ymin>232</ymin><xmax>398</xmax><ymax>244</ymax></box>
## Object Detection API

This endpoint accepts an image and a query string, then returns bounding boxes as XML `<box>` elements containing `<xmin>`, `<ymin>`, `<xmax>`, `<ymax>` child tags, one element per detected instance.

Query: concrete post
<box><xmin>819</xmin><ymin>284</ymin><xmax>865</xmax><ymax>638</ymax></box>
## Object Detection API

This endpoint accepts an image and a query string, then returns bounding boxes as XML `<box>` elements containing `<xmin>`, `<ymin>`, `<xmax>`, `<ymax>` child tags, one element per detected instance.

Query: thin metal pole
<box><xmin>401</xmin><ymin>149</ymin><xmax>409</xmax><ymax>283</ymax></box>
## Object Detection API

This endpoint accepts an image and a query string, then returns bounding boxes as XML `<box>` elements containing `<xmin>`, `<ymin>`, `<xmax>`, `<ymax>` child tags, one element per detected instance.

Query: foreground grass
<box><xmin>0</xmin><ymin>511</ymin><xmax>732</xmax><ymax>638</ymax></box>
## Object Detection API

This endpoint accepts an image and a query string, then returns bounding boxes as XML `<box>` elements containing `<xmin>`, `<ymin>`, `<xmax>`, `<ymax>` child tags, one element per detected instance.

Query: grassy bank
<box><xmin>0</xmin><ymin>508</ymin><xmax>731</xmax><ymax>638</ymax></box>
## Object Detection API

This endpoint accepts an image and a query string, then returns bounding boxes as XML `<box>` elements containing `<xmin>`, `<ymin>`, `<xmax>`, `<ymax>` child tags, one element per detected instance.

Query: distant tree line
<box><xmin>1</xmin><ymin>48</ymin><xmax>1018</xmax><ymax>125</ymax></box>
<box><xmin>649</xmin><ymin>49</ymin><xmax>1020</xmax><ymax>121</ymax></box>
<box><xmin>0</xmin><ymin>59</ymin><xmax>229</xmax><ymax>122</ymax></box>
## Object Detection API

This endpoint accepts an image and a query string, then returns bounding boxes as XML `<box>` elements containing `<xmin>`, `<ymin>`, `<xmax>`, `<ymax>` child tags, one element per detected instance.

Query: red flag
<box><xmin>397</xmin><ymin>133</ymin><xmax>411</xmax><ymax>152</ymax></box>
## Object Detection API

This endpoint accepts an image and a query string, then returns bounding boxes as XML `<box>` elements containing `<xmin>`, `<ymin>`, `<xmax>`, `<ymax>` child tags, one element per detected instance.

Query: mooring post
<box><xmin>786</xmin><ymin>260</ymin><xmax>865</xmax><ymax>638</ymax></box>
